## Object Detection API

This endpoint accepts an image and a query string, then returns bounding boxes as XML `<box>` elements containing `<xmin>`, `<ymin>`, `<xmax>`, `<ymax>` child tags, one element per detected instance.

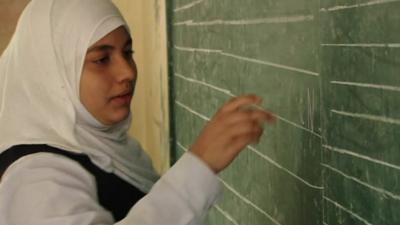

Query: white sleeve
<box><xmin>0</xmin><ymin>152</ymin><xmax>222</xmax><ymax>225</ymax></box>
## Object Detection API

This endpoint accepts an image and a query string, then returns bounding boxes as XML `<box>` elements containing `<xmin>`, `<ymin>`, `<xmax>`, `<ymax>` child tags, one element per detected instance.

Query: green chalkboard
<box><xmin>167</xmin><ymin>0</ymin><xmax>400</xmax><ymax>224</ymax></box>
<box><xmin>320</xmin><ymin>1</ymin><xmax>400</xmax><ymax>225</ymax></box>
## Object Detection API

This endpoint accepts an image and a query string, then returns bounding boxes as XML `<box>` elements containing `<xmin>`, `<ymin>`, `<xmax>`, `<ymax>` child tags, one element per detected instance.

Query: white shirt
<box><xmin>0</xmin><ymin>152</ymin><xmax>222</xmax><ymax>225</ymax></box>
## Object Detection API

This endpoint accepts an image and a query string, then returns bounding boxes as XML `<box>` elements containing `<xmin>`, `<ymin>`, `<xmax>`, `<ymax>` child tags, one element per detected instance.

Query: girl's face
<box><xmin>80</xmin><ymin>26</ymin><xmax>137</xmax><ymax>125</ymax></box>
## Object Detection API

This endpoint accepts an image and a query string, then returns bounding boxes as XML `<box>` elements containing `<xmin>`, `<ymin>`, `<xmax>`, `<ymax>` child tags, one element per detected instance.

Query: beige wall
<box><xmin>0</xmin><ymin>0</ymin><xmax>170</xmax><ymax>174</ymax></box>
<box><xmin>112</xmin><ymin>0</ymin><xmax>170</xmax><ymax>174</ymax></box>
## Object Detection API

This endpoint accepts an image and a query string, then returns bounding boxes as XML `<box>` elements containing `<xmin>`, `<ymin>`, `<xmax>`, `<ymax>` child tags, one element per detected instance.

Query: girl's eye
<box><xmin>124</xmin><ymin>50</ymin><xmax>134</xmax><ymax>58</ymax></box>
<box><xmin>93</xmin><ymin>56</ymin><xmax>110</xmax><ymax>65</ymax></box>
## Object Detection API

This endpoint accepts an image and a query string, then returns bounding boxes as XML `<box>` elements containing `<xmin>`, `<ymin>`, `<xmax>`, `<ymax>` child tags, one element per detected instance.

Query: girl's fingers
<box><xmin>220</xmin><ymin>94</ymin><xmax>261</xmax><ymax>113</ymax></box>
<box><xmin>227</xmin><ymin>133</ymin><xmax>258</xmax><ymax>156</ymax></box>
<box><xmin>226</xmin><ymin>120</ymin><xmax>263</xmax><ymax>140</ymax></box>
<box><xmin>223</xmin><ymin>109</ymin><xmax>274</xmax><ymax>126</ymax></box>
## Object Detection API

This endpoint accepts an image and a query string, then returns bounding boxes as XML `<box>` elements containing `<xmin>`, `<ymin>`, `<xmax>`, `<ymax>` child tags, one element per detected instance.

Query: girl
<box><xmin>0</xmin><ymin>0</ymin><xmax>272</xmax><ymax>224</ymax></box>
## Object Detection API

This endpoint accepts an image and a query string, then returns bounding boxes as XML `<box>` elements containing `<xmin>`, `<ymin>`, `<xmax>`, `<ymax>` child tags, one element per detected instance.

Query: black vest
<box><xmin>0</xmin><ymin>144</ymin><xmax>146</xmax><ymax>222</ymax></box>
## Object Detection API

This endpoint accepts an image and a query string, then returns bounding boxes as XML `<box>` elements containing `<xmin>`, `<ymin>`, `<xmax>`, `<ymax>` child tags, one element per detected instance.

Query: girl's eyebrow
<box><xmin>87</xmin><ymin>38</ymin><xmax>132</xmax><ymax>53</ymax></box>
<box><xmin>87</xmin><ymin>44</ymin><xmax>113</xmax><ymax>53</ymax></box>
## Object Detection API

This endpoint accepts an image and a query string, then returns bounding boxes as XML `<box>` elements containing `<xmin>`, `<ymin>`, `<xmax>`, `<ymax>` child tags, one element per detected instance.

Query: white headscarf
<box><xmin>0</xmin><ymin>0</ymin><xmax>159</xmax><ymax>192</ymax></box>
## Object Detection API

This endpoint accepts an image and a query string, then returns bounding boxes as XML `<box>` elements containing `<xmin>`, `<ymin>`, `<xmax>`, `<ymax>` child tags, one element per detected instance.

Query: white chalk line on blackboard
<box><xmin>222</xmin><ymin>52</ymin><xmax>319</xmax><ymax>76</ymax></box>
<box><xmin>175</xmin><ymin>45</ymin><xmax>222</xmax><ymax>53</ymax></box>
<box><xmin>307</xmin><ymin>88</ymin><xmax>314</xmax><ymax>133</ymax></box>
<box><xmin>174</xmin><ymin>15</ymin><xmax>314</xmax><ymax>26</ymax></box>
<box><xmin>175</xmin><ymin>101</ymin><xmax>324</xmax><ymax>189</ymax></box>
<box><xmin>175</xmin><ymin>73</ymin><xmax>235</xmax><ymax>96</ymax></box>
<box><xmin>273</xmin><ymin>114</ymin><xmax>321</xmax><ymax>138</ymax></box>
<box><xmin>331</xmin><ymin>109</ymin><xmax>400</xmax><ymax>125</ymax></box>
<box><xmin>324</xmin><ymin>197</ymin><xmax>373</xmax><ymax>225</ymax></box>
<box><xmin>321</xmin><ymin>43</ymin><xmax>400</xmax><ymax>48</ymax></box>
<box><xmin>175</xmin><ymin>100</ymin><xmax>210</xmax><ymax>121</ymax></box>
<box><xmin>320</xmin><ymin>0</ymin><xmax>400</xmax><ymax>12</ymax></box>
<box><xmin>174</xmin><ymin>45</ymin><xmax>319</xmax><ymax>76</ymax></box>
<box><xmin>214</xmin><ymin>205</ymin><xmax>240</xmax><ymax>225</ymax></box>
<box><xmin>322</xmin><ymin>163</ymin><xmax>400</xmax><ymax>200</ymax></box>
<box><xmin>176</xmin><ymin>142</ymin><xmax>281</xmax><ymax>225</ymax></box>
<box><xmin>330</xmin><ymin>81</ymin><xmax>400</xmax><ymax>92</ymax></box>
<box><xmin>248</xmin><ymin>146</ymin><xmax>323</xmax><ymax>189</ymax></box>
<box><xmin>219</xmin><ymin>178</ymin><xmax>282</xmax><ymax>225</ymax></box>
<box><xmin>174</xmin><ymin>73</ymin><xmax>322</xmax><ymax>138</ymax></box>
<box><xmin>174</xmin><ymin>0</ymin><xmax>204</xmax><ymax>13</ymax></box>
<box><xmin>323</xmin><ymin>145</ymin><xmax>400</xmax><ymax>171</ymax></box>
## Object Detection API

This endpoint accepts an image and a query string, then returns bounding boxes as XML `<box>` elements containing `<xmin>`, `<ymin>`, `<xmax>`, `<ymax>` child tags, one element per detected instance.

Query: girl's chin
<box><xmin>100</xmin><ymin>107</ymin><xmax>131</xmax><ymax>126</ymax></box>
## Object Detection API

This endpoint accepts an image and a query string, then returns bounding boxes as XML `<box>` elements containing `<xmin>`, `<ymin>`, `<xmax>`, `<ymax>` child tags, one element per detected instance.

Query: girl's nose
<box><xmin>116</xmin><ymin>56</ymin><xmax>137</xmax><ymax>82</ymax></box>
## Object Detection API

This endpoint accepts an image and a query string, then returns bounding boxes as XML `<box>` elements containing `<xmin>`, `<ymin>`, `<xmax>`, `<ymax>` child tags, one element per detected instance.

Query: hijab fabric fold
<box><xmin>0</xmin><ymin>0</ymin><xmax>159</xmax><ymax>192</ymax></box>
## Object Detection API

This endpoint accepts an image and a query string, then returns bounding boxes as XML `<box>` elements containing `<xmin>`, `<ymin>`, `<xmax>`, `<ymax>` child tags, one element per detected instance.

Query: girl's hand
<box><xmin>190</xmin><ymin>94</ymin><xmax>274</xmax><ymax>173</ymax></box>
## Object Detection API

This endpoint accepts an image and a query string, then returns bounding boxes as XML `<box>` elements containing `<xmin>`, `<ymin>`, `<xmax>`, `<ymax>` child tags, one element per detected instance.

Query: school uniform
<box><xmin>0</xmin><ymin>145</ymin><xmax>221</xmax><ymax>224</ymax></box>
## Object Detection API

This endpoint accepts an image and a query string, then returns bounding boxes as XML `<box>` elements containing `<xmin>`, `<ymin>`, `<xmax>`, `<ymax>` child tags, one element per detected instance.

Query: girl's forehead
<box><xmin>87</xmin><ymin>26</ymin><xmax>131</xmax><ymax>51</ymax></box>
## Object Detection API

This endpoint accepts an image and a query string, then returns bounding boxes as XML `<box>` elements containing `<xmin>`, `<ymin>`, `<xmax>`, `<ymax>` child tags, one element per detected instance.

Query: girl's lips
<box><xmin>111</xmin><ymin>92</ymin><xmax>133</xmax><ymax>105</ymax></box>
